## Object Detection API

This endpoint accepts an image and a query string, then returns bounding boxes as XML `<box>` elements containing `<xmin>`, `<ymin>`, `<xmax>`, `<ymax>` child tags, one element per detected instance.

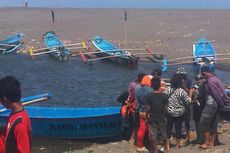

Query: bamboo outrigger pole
<box><xmin>0</xmin><ymin>96</ymin><xmax>49</xmax><ymax>114</ymax></box>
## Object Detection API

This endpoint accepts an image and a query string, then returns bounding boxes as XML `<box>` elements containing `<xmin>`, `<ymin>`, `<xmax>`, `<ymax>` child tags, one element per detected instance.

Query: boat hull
<box><xmin>44</xmin><ymin>31</ymin><xmax>70</xmax><ymax>61</ymax></box>
<box><xmin>193</xmin><ymin>37</ymin><xmax>216</xmax><ymax>72</ymax></box>
<box><xmin>92</xmin><ymin>35</ymin><xmax>139</xmax><ymax>68</ymax></box>
<box><xmin>0</xmin><ymin>106</ymin><xmax>121</xmax><ymax>139</ymax></box>
<box><xmin>95</xmin><ymin>52</ymin><xmax>139</xmax><ymax>68</ymax></box>
<box><xmin>0</xmin><ymin>33</ymin><xmax>24</xmax><ymax>54</ymax></box>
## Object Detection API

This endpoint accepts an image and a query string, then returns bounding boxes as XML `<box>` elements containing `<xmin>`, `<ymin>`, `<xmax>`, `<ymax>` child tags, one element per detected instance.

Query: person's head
<box><xmin>0</xmin><ymin>76</ymin><xmax>21</xmax><ymax>108</ymax></box>
<box><xmin>152</xmin><ymin>68</ymin><xmax>162</xmax><ymax>78</ymax></box>
<box><xmin>170</xmin><ymin>74</ymin><xmax>185</xmax><ymax>89</ymax></box>
<box><xmin>141</xmin><ymin>75</ymin><xmax>152</xmax><ymax>87</ymax></box>
<box><xmin>137</xmin><ymin>73</ymin><xmax>145</xmax><ymax>83</ymax></box>
<box><xmin>151</xmin><ymin>77</ymin><xmax>161</xmax><ymax>91</ymax></box>
<box><xmin>176</xmin><ymin>67</ymin><xmax>187</xmax><ymax>79</ymax></box>
<box><xmin>200</xmin><ymin>65</ymin><xmax>212</xmax><ymax>79</ymax></box>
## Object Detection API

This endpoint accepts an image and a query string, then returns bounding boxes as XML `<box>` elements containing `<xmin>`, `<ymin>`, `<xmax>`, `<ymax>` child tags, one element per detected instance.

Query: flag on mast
<box><xmin>124</xmin><ymin>9</ymin><xmax>127</xmax><ymax>21</ymax></box>
<box><xmin>51</xmin><ymin>10</ymin><xmax>55</xmax><ymax>23</ymax></box>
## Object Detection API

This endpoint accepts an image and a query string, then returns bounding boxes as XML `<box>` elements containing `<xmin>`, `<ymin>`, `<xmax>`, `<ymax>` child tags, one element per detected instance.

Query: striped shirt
<box><xmin>165</xmin><ymin>87</ymin><xmax>191</xmax><ymax>117</ymax></box>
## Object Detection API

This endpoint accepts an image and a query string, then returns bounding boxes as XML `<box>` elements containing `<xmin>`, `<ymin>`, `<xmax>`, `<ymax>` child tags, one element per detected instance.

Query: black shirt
<box><xmin>146</xmin><ymin>92</ymin><xmax>168</xmax><ymax>123</ymax></box>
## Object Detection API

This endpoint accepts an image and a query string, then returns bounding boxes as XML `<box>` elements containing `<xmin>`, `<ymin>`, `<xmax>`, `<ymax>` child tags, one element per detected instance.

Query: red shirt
<box><xmin>1</xmin><ymin>109</ymin><xmax>31</xmax><ymax>153</ymax></box>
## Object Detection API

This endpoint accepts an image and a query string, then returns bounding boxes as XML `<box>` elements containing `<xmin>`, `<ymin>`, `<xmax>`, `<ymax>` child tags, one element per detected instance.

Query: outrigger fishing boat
<box><xmin>44</xmin><ymin>31</ymin><xmax>70</xmax><ymax>61</ymax></box>
<box><xmin>80</xmin><ymin>35</ymin><xmax>139</xmax><ymax>67</ymax></box>
<box><xmin>0</xmin><ymin>33</ymin><xmax>24</xmax><ymax>54</ymax></box>
<box><xmin>157</xmin><ymin>37</ymin><xmax>217</xmax><ymax>73</ymax></box>
<box><xmin>29</xmin><ymin>32</ymin><xmax>87</xmax><ymax>61</ymax></box>
<box><xmin>0</xmin><ymin>105</ymin><xmax>121</xmax><ymax>139</ymax></box>
<box><xmin>193</xmin><ymin>37</ymin><xmax>216</xmax><ymax>72</ymax></box>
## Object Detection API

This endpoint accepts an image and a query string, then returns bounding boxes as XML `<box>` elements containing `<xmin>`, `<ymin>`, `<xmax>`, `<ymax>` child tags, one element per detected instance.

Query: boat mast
<box><xmin>24</xmin><ymin>0</ymin><xmax>28</xmax><ymax>7</ymax></box>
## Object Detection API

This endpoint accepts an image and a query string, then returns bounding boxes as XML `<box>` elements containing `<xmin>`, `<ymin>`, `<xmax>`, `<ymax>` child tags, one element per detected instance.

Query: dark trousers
<box><xmin>166</xmin><ymin>115</ymin><xmax>183</xmax><ymax>139</ymax></box>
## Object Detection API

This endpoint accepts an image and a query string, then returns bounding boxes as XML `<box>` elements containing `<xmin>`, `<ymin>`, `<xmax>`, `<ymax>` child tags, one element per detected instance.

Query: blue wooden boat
<box><xmin>193</xmin><ymin>37</ymin><xmax>216</xmax><ymax>72</ymax></box>
<box><xmin>0</xmin><ymin>106</ymin><xmax>121</xmax><ymax>139</ymax></box>
<box><xmin>91</xmin><ymin>35</ymin><xmax>139</xmax><ymax>67</ymax></box>
<box><xmin>44</xmin><ymin>31</ymin><xmax>70</xmax><ymax>61</ymax></box>
<box><xmin>0</xmin><ymin>33</ymin><xmax>24</xmax><ymax>54</ymax></box>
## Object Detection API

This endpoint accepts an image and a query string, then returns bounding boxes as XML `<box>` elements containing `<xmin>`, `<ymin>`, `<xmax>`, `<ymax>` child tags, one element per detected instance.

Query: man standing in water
<box><xmin>0</xmin><ymin>76</ymin><xmax>31</xmax><ymax>153</ymax></box>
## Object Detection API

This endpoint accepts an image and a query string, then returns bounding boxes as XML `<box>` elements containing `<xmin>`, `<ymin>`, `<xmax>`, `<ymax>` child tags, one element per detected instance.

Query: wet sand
<box><xmin>0</xmin><ymin>8</ymin><xmax>230</xmax><ymax>152</ymax></box>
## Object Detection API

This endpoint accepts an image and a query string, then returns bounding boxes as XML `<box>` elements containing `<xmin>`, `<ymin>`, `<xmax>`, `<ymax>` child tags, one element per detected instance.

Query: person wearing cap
<box><xmin>175</xmin><ymin>67</ymin><xmax>193</xmax><ymax>145</ymax></box>
<box><xmin>135</xmin><ymin>75</ymin><xmax>153</xmax><ymax>152</ymax></box>
<box><xmin>199</xmin><ymin>65</ymin><xmax>230</xmax><ymax>149</ymax></box>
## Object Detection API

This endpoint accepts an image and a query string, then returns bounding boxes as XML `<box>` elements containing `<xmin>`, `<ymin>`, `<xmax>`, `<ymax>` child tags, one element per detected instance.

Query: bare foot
<box><xmin>199</xmin><ymin>144</ymin><xmax>209</xmax><ymax>149</ymax></box>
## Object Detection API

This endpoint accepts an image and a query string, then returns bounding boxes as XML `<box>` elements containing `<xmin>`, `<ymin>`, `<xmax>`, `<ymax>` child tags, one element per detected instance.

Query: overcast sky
<box><xmin>1</xmin><ymin>0</ymin><xmax>230</xmax><ymax>8</ymax></box>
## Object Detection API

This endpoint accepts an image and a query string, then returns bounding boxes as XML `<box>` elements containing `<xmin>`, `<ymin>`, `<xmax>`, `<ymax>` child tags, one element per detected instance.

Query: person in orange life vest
<box><xmin>127</xmin><ymin>73</ymin><xmax>146</xmax><ymax>116</ymax></box>
<box><xmin>120</xmin><ymin>73</ymin><xmax>146</xmax><ymax>117</ymax></box>
<box><xmin>120</xmin><ymin>73</ymin><xmax>145</xmax><ymax>142</ymax></box>
<box><xmin>135</xmin><ymin>75</ymin><xmax>153</xmax><ymax>151</ymax></box>
<box><xmin>0</xmin><ymin>76</ymin><xmax>31</xmax><ymax>153</ymax></box>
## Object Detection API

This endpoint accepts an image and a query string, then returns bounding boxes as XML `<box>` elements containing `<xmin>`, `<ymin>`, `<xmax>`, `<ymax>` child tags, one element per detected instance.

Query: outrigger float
<box><xmin>0</xmin><ymin>33</ymin><xmax>24</xmax><ymax>54</ymax></box>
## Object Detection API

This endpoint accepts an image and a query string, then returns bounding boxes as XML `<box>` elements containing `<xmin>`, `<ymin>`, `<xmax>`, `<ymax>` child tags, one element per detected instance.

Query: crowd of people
<box><xmin>0</xmin><ymin>65</ymin><xmax>229</xmax><ymax>153</ymax></box>
<box><xmin>119</xmin><ymin>66</ymin><xmax>230</xmax><ymax>153</ymax></box>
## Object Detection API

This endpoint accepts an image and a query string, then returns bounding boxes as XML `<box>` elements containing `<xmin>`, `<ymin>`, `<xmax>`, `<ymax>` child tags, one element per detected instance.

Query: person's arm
<box><xmin>14</xmin><ymin>124</ymin><xmax>31</xmax><ymax>153</ymax></box>
<box><xmin>181</xmin><ymin>89</ymin><xmax>192</xmax><ymax>104</ymax></box>
<box><xmin>0</xmin><ymin>134</ymin><xmax>5</xmax><ymax>153</ymax></box>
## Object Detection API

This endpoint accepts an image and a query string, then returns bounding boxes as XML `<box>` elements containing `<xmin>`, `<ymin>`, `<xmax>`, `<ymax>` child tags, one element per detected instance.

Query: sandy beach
<box><xmin>0</xmin><ymin>8</ymin><xmax>230</xmax><ymax>152</ymax></box>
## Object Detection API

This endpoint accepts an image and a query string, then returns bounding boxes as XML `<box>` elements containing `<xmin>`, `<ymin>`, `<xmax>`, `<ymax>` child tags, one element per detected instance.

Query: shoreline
<box><xmin>1</xmin><ymin>8</ymin><xmax>230</xmax><ymax>152</ymax></box>
<box><xmin>31</xmin><ymin>120</ymin><xmax>230</xmax><ymax>153</ymax></box>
